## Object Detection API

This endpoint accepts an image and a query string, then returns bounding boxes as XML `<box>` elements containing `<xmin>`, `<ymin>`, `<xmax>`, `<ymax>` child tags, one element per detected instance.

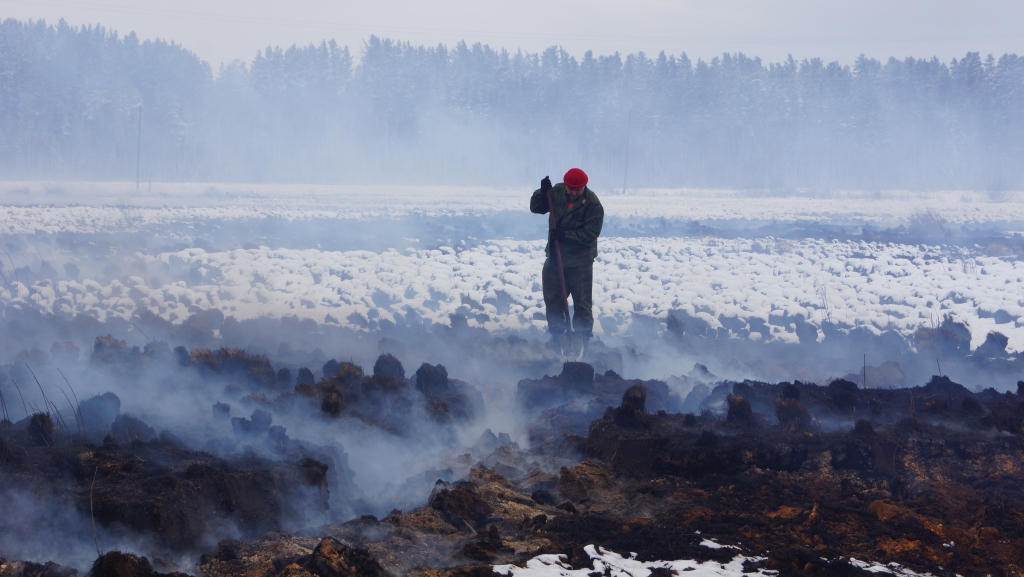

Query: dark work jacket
<box><xmin>530</xmin><ymin>183</ymin><xmax>604</xmax><ymax>267</ymax></box>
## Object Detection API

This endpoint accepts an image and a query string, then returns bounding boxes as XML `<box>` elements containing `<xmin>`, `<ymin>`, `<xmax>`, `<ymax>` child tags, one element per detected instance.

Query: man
<box><xmin>530</xmin><ymin>168</ymin><xmax>604</xmax><ymax>358</ymax></box>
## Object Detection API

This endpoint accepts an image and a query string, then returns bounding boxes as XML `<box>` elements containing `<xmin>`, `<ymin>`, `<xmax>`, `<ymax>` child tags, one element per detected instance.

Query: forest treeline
<box><xmin>1</xmin><ymin>18</ymin><xmax>1022</xmax><ymax>189</ymax></box>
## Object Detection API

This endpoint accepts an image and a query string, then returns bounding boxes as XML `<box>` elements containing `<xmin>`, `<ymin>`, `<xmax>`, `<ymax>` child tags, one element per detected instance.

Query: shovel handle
<box><xmin>546</xmin><ymin>188</ymin><xmax>573</xmax><ymax>335</ymax></box>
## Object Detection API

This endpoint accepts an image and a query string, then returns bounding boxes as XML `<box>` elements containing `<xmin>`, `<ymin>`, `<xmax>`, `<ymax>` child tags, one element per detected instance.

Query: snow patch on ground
<box><xmin>4</xmin><ymin>237</ymin><xmax>1022</xmax><ymax>351</ymax></box>
<box><xmin>699</xmin><ymin>539</ymin><xmax>741</xmax><ymax>549</ymax></box>
<box><xmin>493</xmin><ymin>544</ymin><xmax>772</xmax><ymax>577</ymax></box>
<box><xmin>492</xmin><ymin>544</ymin><xmax>937</xmax><ymax>577</ymax></box>
<box><xmin>847</xmin><ymin>557</ymin><xmax>940</xmax><ymax>576</ymax></box>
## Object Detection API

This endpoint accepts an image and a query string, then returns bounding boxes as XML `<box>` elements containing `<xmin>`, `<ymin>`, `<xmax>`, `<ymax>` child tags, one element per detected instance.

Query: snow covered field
<box><xmin>1</xmin><ymin>183</ymin><xmax>1023</xmax><ymax>354</ymax></box>
<box><xmin>1</xmin><ymin>182</ymin><xmax>1023</xmax><ymax>233</ymax></box>
<box><xmin>3</xmin><ymin>236</ymin><xmax>1022</xmax><ymax>350</ymax></box>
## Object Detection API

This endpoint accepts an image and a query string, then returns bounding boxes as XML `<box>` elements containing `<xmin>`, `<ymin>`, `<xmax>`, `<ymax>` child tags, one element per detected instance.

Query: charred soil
<box><xmin>4</xmin><ymin>351</ymin><xmax>1024</xmax><ymax>577</ymax></box>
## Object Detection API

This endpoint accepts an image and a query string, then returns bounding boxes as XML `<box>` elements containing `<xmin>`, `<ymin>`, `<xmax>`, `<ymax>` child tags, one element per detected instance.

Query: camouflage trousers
<box><xmin>542</xmin><ymin>258</ymin><xmax>594</xmax><ymax>337</ymax></box>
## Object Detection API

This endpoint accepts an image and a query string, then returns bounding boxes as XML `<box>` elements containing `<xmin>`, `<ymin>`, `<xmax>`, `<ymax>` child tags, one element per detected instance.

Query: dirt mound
<box><xmin>321</xmin><ymin>393</ymin><xmax>344</xmax><ymax>417</ymax></box>
<box><xmin>458</xmin><ymin>525</ymin><xmax>512</xmax><ymax>562</ymax></box>
<box><xmin>698</xmin><ymin>375</ymin><xmax>1018</xmax><ymax>432</ymax></box>
<box><xmin>295</xmin><ymin>356</ymin><xmax>482</xmax><ymax>435</ymax></box>
<box><xmin>231</xmin><ymin>408</ymin><xmax>275</xmax><ymax>436</ymax></box>
<box><xmin>91</xmin><ymin>336</ymin><xmax>140</xmax><ymax>369</ymax></box>
<box><xmin>201</xmin><ymin>535</ymin><xmax>389</xmax><ymax>577</ymax></box>
<box><xmin>414</xmin><ymin>363</ymin><xmax>448</xmax><ymax>395</ymax></box>
<box><xmin>181</xmin><ymin>347</ymin><xmax>278</xmax><ymax>390</ymax></box>
<box><xmin>79</xmin><ymin>393</ymin><xmax>121</xmax><ymax>438</ymax></box>
<box><xmin>373</xmin><ymin>355</ymin><xmax>405</xmax><ymax>380</ymax></box>
<box><xmin>518</xmin><ymin>364</ymin><xmax>674</xmax><ymax>411</ymax></box>
<box><xmin>0</xmin><ymin>430</ymin><xmax>352</xmax><ymax>551</ymax></box>
<box><xmin>109</xmin><ymin>414</ymin><xmax>156</xmax><ymax>444</ymax></box>
<box><xmin>91</xmin><ymin>343</ymin><xmax>481</xmax><ymax>441</ymax></box>
<box><xmin>89</xmin><ymin>337</ymin><xmax>173</xmax><ymax>376</ymax></box>
<box><xmin>300</xmin><ymin>537</ymin><xmax>389</xmax><ymax>577</ymax></box>
<box><xmin>520</xmin><ymin>364</ymin><xmax>677</xmax><ymax>443</ymax></box>
<box><xmin>621</xmin><ymin>383</ymin><xmax>646</xmax><ymax>413</ymax></box>
<box><xmin>775</xmin><ymin>396</ymin><xmax>811</xmax><ymax>432</ymax></box>
<box><xmin>89</xmin><ymin>551</ymin><xmax>188</xmax><ymax>577</ymax></box>
<box><xmin>0</xmin><ymin>558</ymin><xmax>78</xmax><ymax>577</ymax></box>
<box><xmin>429</xmin><ymin>481</ymin><xmax>494</xmax><ymax>530</ymax></box>
<box><xmin>27</xmin><ymin>412</ymin><xmax>54</xmax><ymax>446</ymax></box>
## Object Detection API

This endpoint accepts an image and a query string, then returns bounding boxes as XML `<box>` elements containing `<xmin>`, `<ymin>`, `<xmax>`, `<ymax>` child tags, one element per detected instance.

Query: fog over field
<box><xmin>2</xmin><ymin>19</ymin><xmax>1022</xmax><ymax>189</ymax></box>
<box><xmin>1</xmin><ymin>14</ymin><xmax>1023</xmax><ymax>577</ymax></box>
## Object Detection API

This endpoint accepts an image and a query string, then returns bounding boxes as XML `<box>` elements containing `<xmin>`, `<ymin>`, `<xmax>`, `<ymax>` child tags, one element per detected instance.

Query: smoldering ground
<box><xmin>0</xmin><ymin>280</ymin><xmax>1022</xmax><ymax>574</ymax></box>
<box><xmin>0</xmin><ymin>195</ymin><xmax>1023</xmax><ymax>575</ymax></box>
<box><xmin>0</xmin><ymin>340</ymin><xmax>492</xmax><ymax>571</ymax></box>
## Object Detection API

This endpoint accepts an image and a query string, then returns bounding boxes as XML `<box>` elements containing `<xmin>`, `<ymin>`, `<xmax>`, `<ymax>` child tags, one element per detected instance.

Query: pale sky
<box><xmin>2</xmin><ymin>0</ymin><xmax>1022</xmax><ymax>71</ymax></box>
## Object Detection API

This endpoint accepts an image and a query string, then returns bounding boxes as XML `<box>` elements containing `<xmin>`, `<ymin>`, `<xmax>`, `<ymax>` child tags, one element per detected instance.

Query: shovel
<box><xmin>546</xmin><ymin>180</ymin><xmax>575</xmax><ymax>360</ymax></box>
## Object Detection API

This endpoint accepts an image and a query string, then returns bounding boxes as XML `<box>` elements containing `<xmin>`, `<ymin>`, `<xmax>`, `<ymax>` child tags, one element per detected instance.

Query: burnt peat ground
<box><xmin>2</xmin><ymin>355</ymin><xmax>1024</xmax><ymax>577</ymax></box>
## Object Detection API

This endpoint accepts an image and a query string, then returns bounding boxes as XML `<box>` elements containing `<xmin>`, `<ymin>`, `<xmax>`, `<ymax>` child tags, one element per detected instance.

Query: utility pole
<box><xmin>135</xmin><ymin>104</ymin><xmax>143</xmax><ymax>192</ymax></box>
<box><xmin>621</xmin><ymin>109</ymin><xmax>632</xmax><ymax>195</ymax></box>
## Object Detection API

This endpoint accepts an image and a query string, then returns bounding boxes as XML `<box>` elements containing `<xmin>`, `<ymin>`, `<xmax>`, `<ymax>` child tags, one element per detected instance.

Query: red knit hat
<box><xmin>563</xmin><ymin>168</ymin><xmax>588</xmax><ymax>188</ymax></box>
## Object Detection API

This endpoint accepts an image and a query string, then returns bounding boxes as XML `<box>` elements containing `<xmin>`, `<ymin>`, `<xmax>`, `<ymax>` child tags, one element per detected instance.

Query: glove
<box><xmin>540</xmin><ymin>176</ymin><xmax>552</xmax><ymax>194</ymax></box>
<box><xmin>548</xmin><ymin>227</ymin><xmax>565</xmax><ymax>244</ymax></box>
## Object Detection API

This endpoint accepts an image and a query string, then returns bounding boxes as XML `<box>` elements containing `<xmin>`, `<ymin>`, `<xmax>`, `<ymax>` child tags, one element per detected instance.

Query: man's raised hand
<box><xmin>541</xmin><ymin>176</ymin><xmax>552</xmax><ymax>193</ymax></box>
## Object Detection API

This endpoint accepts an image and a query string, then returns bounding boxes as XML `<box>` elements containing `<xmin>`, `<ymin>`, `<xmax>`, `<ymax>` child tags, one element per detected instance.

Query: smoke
<box><xmin>0</xmin><ymin>485</ymin><xmax>216</xmax><ymax>573</ymax></box>
<box><xmin>1</xmin><ymin>17</ymin><xmax>1022</xmax><ymax>576</ymax></box>
<box><xmin>0</xmin><ymin>304</ymin><xmax>997</xmax><ymax>571</ymax></box>
<box><xmin>1</xmin><ymin>71</ymin><xmax>1023</xmax><ymax>571</ymax></box>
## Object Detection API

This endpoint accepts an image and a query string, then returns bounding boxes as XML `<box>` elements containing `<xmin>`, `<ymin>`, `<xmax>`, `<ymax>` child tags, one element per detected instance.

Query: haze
<box><xmin>3</xmin><ymin>0</ymin><xmax>1023</xmax><ymax>70</ymax></box>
